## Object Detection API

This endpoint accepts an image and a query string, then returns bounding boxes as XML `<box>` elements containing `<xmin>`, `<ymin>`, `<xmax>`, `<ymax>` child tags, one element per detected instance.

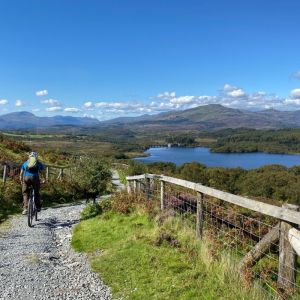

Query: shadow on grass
<box><xmin>0</xmin><ymin>204</ymin><xmax>22</xmax><ymax>224</ymax></box>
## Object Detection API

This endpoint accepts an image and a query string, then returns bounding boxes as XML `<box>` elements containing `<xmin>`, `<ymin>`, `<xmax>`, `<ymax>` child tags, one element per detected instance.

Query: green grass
<box><xmin>0</xmin><ymin>205</ymin><xmax>21</xmax><ymax>223</ymax></box>
<box><xmin>72</xmin><ymin>210</ymin><xmax>270</xmax><ymax>300</ymax></box>
<box><xmin>0</xmin><ymin>218</ymin><xmax>12</xmax><ymax>236</ymax></box>
<box><xmin>117</xmin><ymin>169</ymin><xmax>127</xmax><ymax>185</ymax></box>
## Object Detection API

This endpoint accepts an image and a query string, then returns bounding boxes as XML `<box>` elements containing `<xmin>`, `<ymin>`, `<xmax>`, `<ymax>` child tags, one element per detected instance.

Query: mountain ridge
<box><xmin>0</xmin><ymin>111</ymin><xmax>99</xmax><ymax>129</ymax></box>
<box><xmin>102</xmin><ymin>104</ymin><xmax>300</xmax><ymax>130</ymax></box>
<box><xmin>2</xmin><ymin>105</ymin><xmax>300</xmax><ymax>130</ymax></box>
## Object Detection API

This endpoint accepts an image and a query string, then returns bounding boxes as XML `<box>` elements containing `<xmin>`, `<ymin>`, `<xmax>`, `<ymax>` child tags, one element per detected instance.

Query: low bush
<box><xmin>127</xmin><ymin>160</ymin><xmax>147</xmax><ymax>176</ymax></box>
<box><xmin>0</xmin><ymin>181</ymin><xmax>22</xmax><ymax>221</ymax></box>
<box><xmin>110</xmin><ymin>191</ymin><xmax>156</xmax><ymax>216</ymax></box>
<box><xmin>80</xmin><ymin>203</ymin><xmax>102</xmax><ymax>220</ymax></box>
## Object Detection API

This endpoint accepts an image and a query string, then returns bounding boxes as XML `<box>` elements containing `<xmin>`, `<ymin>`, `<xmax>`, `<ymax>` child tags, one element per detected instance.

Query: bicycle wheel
<box><xmin>28</xmin><ymin>197</ymin><xmax>33</xmax><ymax>227</ymax></box>
<box><xmin>33</xmin><ymin>190</ymin><xmax>38</xmax><ymax>221</ymax></box>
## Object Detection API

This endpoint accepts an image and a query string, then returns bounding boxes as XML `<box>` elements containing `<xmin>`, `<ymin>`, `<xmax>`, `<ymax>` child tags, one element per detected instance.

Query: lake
<box><xmin>134</xmin><ymin>147</ymin><xmax>300</xmax><ymax>169</ymax></box>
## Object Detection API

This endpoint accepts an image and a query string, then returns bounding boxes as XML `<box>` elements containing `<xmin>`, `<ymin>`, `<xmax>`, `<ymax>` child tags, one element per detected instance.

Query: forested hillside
<box><xmin>126</xmin><ymin>160</ymin><xmax>300</xmax><ymax>205</ymax></box>
<box><xmin>206</xmin><ymin>128</ymin><xmax>300</xmax><ymax>154</ymax></box>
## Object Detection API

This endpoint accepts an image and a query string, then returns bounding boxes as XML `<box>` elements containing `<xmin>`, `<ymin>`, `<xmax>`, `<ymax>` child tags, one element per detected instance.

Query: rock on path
<box><xmin>0</xmin><ymin>203</ymin><xmax>111</xmax><ymax>300</ymax></box>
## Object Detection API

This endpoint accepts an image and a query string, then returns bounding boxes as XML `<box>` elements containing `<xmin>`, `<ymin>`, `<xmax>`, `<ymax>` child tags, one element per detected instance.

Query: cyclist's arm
<box><xmin>20</xmin><ymin>168</ymin><xmax>24</xmax><ymax>183</ymax></box>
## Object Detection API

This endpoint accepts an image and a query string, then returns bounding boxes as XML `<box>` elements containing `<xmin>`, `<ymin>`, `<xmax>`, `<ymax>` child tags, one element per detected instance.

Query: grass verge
<box><xmin>72</xmin><ymin>208</ymin><xmax>270</xmax><ymax>300</ymax></box>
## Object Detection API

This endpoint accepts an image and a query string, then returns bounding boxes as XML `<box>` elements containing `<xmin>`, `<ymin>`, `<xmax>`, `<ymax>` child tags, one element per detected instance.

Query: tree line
<box><xmin>127</xmin><ymin>160</ymin><xmax>300</xmax><ymax>205</ymax></box>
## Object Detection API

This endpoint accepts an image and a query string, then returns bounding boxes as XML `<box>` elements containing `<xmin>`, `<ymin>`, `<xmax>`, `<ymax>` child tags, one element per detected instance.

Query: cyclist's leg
<box><xmin>22</xmin><ymin>177</ymin><xmax>30</xmax><ymax>211</ymax></box>
<box><xmin>32</xmin><ymin>176</ymin><xmax>41</xmax><ymax>210</ymax></box>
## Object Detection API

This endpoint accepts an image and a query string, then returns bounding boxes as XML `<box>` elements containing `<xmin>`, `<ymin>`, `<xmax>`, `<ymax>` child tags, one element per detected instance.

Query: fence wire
<box><xmin>128</xmin><ymin>177</ymin><xmax>300</xmax><ymax>299</ymax></box>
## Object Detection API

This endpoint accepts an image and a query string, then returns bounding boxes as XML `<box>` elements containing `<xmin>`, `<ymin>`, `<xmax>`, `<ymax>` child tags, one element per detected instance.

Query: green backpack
<box><xmin>27</xmin><ymin>157</ymin><xmax>39</xmax><ymax>173</ymax></box>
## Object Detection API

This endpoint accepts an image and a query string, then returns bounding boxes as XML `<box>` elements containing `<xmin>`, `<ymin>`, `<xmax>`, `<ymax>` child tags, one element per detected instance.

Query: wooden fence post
<box><xmin>2</xmin><ymin>164</ymin><xmax>7</xmax><ymax>183</ymax></box>
<box><xmin>127</xmin><ymin>181</ymin><xmax>132</xmax><ymax>193</ymax></box>
<box><xmin>146</xmin><ymin>176</ymin><xmax>151</xmax><ymax>199</ymax></box>
<box><xmin>46</xmin><ymin>166</ymin><xmax>49</xmax><ymax>182</ymax></box>
<box><xmin>240</xmin><ymin>223</ymin><xmax>280</xmax><ymax>272</ymax></box>
<box><xmin>160</xmin><ymin>180</ymin><xmax>165</xmax><ymax>211</ymax></box>
<box><xmin>196</xmin><ymin>192</ymin><xmax>204</xmax><ymax>239</ymax></box>
<box><xmin>136</xmin><ymin>180</ymin><xmax>141</xmax><ymax>193</ymax></box>
<box><xmin>61</xmin><ymin>168</ymin><xmax>64</xmax><ymax>179</ymax></box>
<box><xmin>278</xmin><ymin>204</ymin><xmax>299</xmax><ymax>292</ymax></box>
<box><xmin>133</xmin><ymin>180</ymin><xmax>137</xmax><ymax>193</ymax></box>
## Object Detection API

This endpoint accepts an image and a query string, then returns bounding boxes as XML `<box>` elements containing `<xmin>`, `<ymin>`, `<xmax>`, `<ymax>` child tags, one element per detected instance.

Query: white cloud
<box><xmin>170</xmin><ymin>96</ymin><xmax>195</xmax><ymax>104</ymax></box>
<box><xmin>32</xmin><ymin>108</ymin><xmax>40</xmax><ymax>112</ymax></box>
<box><xmin>83</xmin><ymin>113</ymin><xmax>95</xmax><ymax>118</ymax></box>
<box><xmin>39</xmin><ymin>83</ymin><xmax>298</xmax><ymax>119</ymax></box>
<box><xmin>284</xmin><ymin>99</ymin><xmax>300</xmax><ymax>105</ymax></box>
<box><xmin>223</xmin><ymin>83</ymin><xmax>236</xmax><ymax>92</ymax></box>
<box><xmin>83</xmin><ymin>101</ymin><xmax>94</xmax><ymax>109</ymax></box>
<box><xmin>157</xmin><ymin>91</ymin><xmax>176</xmax><ymax>99</ymax></box>
<box><xmin>95</xmin><ymin>102</ymin><xmax>129</xmax><ymax>108</ymax></box>
<box><xmin>46</xmin><ymin>106</ymin><xmax>62</xmax><ymax>112</ymax></box>
<box><xmin>15</xmin><ymin>99</ymin><xmax>23</xmax><ymax>107</ymax></box>
<box><xmin>36</xmin><ymin>89</ymin><xmax>48</xmax><ymax>97</ymax></box>
<box><xmin>0</xmin><ymin>99</ymin><xmax>8</xmax><ymax>105</ymax></box>
<box><xmin>221</xmin><ymin>84</ymin><xmax>246</xmax><ymax>98</ymax></box>
<box><xmin>64</xmin><ymin>107</ymin><xmax>81</xmax><ymax>113</ymax></box>
<box><xmin>290</xmin><ymin>88</ymin><xmax>300</xmax><ymax>99</ymax></box>
<box><xmin>87</xmin><ymin>85</ymin><xmax>288</xmax><ymax>116</ymax></box>
<box><xmin>227</xmin><ymin>88</ymin><xmax>246</xmax><ymax>98</ymax></box>
<box><xmin>41</xmin><ymin>98</ymin><xmax>60</xmax><ymax>106</ymax></box>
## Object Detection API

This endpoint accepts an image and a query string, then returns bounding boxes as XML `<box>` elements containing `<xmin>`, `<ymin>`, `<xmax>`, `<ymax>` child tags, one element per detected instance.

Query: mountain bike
<box><xmin>28</xmin><ymin>187</ymin><xmax>38</xmax><ymax>227</ymax></box>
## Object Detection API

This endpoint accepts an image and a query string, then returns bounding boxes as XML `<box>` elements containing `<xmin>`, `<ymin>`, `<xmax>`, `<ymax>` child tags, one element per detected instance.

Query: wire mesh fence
<box><xmin>127</xmin><ymin>175</ymin><xmax>300</xmax><ymax>299</ymax></box>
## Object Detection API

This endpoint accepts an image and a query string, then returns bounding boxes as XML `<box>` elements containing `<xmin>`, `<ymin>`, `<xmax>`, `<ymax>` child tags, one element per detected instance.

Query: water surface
<box><xmin>135</xmin><ymin>147</ymin><xmax>300</xmax><ymax>169</ymax></box>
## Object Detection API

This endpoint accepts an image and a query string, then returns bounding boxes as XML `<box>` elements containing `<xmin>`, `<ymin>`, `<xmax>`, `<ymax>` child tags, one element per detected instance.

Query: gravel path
<box><xmin>0</xmin><ymin>203</ymin><xmax>111</xmax><ymax>300</ymax></box>
<box><xmin>111</xmin><ymin>169</ymin><xmax>125</xmax><ymax>191</ymax></box>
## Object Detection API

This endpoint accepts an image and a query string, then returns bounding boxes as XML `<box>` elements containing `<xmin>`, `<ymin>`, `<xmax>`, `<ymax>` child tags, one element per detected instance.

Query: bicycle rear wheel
<box><xmin>28</xmin><ymin>198</ymin><xmax>33</xmax><ymax>227</ymax></box>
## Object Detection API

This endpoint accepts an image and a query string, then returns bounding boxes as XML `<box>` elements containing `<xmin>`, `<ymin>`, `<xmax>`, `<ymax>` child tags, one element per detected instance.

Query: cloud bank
<box><xmin>2</xmin><ymin>81</ymin><xmax>300</xmax><ymax>120</ymax></box>
<box><xmin>79</xmin><ymin>83</ymin><xmax>300</xmax><ymax>120</ymax></box>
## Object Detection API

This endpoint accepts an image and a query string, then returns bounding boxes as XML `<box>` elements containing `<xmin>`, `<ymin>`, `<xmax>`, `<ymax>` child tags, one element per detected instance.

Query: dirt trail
<box><xmin>0</xmin><ymin>202</ymin><xmax>111</xmax><ymax>300</ymax></box>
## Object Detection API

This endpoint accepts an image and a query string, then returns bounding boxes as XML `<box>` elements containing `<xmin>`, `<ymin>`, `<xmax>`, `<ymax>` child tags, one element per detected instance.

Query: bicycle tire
<box><xmin>33</xmin><ymin>189</ymin><xmax>38</xmax><ymax>221</ymax></box>
<box><xmin>28</xmin><ymin>197</ymin><xmax>33</xmax><ymax>227</ymax></box>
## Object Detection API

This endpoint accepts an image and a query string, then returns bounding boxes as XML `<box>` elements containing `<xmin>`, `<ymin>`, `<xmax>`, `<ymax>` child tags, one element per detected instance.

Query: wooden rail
<box><xmin>127</xmin><ymin>173</ymin><xmax>300</xmax><ymax>225</ymax></box>
<box><xmin>126</xmin><ymin>173</ymin><xmax>300</xmax><ymax>295</ymax></box>
<box><xmin>1</xmin><ymin>161</ymin><xmax>72</xmax><ymax>183</ymax></box>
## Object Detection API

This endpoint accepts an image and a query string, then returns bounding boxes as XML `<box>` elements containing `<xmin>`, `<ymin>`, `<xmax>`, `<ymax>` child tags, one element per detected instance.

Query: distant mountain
<box><xmin>103</xmin><ymin>104</ymin><xmax>294</xmax><ymax>130</ymax></box>
<box><xmin>0</xmin><ymin>111</ymin><xmax>99</xmax><ymax>129</ymax></box>
<box><xmin>2</xmin><ymin>105</ymin><xmax>300</xmax><ymax>131</ymax></box>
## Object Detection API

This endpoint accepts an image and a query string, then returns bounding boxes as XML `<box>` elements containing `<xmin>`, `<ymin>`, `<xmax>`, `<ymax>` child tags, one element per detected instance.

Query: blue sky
<box><xmin>0</xmin><ymin>0</ymin><xmax>300</xmax><ymax>119</ymax></box>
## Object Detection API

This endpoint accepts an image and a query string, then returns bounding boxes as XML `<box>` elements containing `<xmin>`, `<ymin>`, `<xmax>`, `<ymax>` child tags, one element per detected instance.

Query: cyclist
<box><xmin>20</xmin><ymin>152</ymin><xmax>45</xmax><ymax>215</ymax></box>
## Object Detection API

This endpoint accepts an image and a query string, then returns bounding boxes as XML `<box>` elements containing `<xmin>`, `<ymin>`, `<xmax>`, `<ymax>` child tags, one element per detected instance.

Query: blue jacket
<box><xmin>21</xmin><ymin>160</ymin><xmax>45</xmax><ymax>177</ymax></box>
